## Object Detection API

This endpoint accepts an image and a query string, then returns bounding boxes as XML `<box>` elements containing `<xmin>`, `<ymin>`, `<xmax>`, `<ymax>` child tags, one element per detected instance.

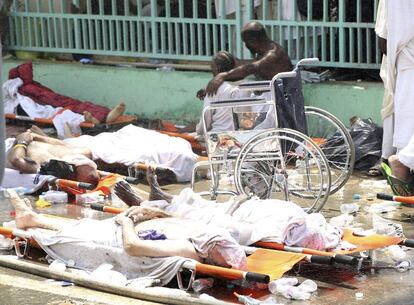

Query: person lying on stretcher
<box><xmin>114</xmin><ymin>167</ymin><xmax>344</xmax><ymax>251</ymax></box>
<box><xmin>7</xmin><ymin>126</ymin><xmax>100</xmax><ymax>184</ymax></box>
<box><xmin>8</xmin><ymin>189</ymin><xmax>247</xmax><ymax>271</ymax></box>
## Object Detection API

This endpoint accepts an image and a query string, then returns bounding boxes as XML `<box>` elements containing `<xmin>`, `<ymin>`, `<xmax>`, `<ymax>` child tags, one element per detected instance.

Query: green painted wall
<box><xmin>2</xmin><ymin>60</ymin><xmax>384</xmax><ymax>126</ymax></box>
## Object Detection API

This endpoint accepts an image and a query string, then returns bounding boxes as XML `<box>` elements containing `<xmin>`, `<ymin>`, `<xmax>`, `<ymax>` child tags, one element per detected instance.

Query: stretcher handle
<box><xmin>0</xmin><ymin>227</ymin><xmax>13</xmax><ymax>238</ymax></box>
<box><xmin>309</xmin><ymin>255</ymin><xmax>333</xmax><ymax>265</ymax></box>
<box><xmin>52</xmin><ymin>179</ymin><xmax>96</xmax><ymax>190</ymax></box>
<box><xmin>195</xmin><ymin>263</ymin><xmax>269</xmax><ymax>283</ymax></box>
<box><xmin>401</xmin><ymin>239</ymin><xmax>414</xmax><ymax>248</ymax></box>
<box><xmin>90</xmin><ymin>203</ymin><xmax>123</xmax><ymax>214</ymax></box>
<box><xmin>333</xmin><ymin>254</ymin><xmax>359</xmax><ymax>265</ymax></box>
<box><xmin>377</xmin><ymin>193</ymin><xmax>414</xmax><ymax>205</ymax></box>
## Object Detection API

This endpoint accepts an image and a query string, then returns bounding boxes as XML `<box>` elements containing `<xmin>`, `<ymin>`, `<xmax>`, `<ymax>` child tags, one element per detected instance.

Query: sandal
<box><xmin>380</xmin><ymin>162</ymin><xmax>414</xmax><ymax>196</ymax></box>
<box><xmin>367</xmin><ymin>159</ymin><xmax>386</xmax><ymax>177</ymax></box>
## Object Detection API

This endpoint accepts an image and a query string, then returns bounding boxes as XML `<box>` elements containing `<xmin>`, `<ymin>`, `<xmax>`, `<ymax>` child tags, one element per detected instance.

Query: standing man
<box><xmin>204</xmin><ymin>21</ymin><xmax>292</xmax><ymax>96</ymax></box>
<box><xmin>386</xmin><ymin>1</ymin><xmax>414</xmax><ymax>153</ymax></box>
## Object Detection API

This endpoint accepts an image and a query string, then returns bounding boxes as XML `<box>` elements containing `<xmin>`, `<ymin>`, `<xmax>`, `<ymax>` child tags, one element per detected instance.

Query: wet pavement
<box><xmin>1</xmin><ymin>172</ymin><xmax>414</xmax><ymax>305</ymax></box>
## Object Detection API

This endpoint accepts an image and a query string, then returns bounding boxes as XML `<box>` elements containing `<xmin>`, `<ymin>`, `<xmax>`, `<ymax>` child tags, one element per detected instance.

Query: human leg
<box><xmin>146</xmin><ymin>166</ymin><xmax>174</xmax><ymax>203</ymax></box>
<box><xmin>106</xmin><ymin>102</ymin><xmax>126</xmax><ymax>123</ymax></box>
<box><xmin>388</xmin><ymin>155</ymin><xmax>410</xmax><ymax>182</ymax></box>
<box><xmin>8</xmin><ymin>189</ymin><xmax>70</xmax><ymax>231</ymax></box>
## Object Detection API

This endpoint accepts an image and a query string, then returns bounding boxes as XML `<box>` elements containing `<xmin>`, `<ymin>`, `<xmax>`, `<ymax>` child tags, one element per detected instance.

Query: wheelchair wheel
<box><xmin>234</xmin><ymin>129</ymin><xmax>331</xmax><ymax>213</ymax></box>
<box><xmin>305</xmin><ymin>106</ymin><xmax>355</xmax><ymax>194</ymax></box>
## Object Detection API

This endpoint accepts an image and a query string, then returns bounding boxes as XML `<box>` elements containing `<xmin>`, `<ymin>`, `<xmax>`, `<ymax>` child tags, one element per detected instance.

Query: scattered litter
<box><xmin>297</xmin><ymin>279</ymin><xmax>317</xmax><ymax>293</ymax></box>
<box><xmin>90</xmin><ymin>263</ymin><xmax>128</xmax><ymax>286</ymax></box>
<box><xmin>395</xmin><ymin>261</ymin><xmax>411</xmax><ymax>273</ymax></box>
<box><xmin>387</xmin><ymin>245</ymin><xmax>407</xmax><ymax>262</ymax></box>
<box><xmin>76</xmin><ymin>192</ymin><xmax>105</xmax><ymax>204</ymax></box>
<box><xmin>49</xmin><ymin>259</ymin><xmax>67</xmax><ymax>272</ymax></box>
<box><xmin>35</xmin><ymin>198</ymin><xmax>51</xmax><ymax>208</ymax></box>
<box><xmin>0</xmin><ymin>235</ymin><xmax>14</xmax><ymax>250</ymax></box>
<box><xmin>79</xmin><ymin>58</ymin><xmax>93</xmax><ymax>64</ymax></box>
<box><xmin>355</xmin><ymin>292</ymin><xmax>364</xmax><ymax>300</ymax></box>
<box><xmin>372</xmin><ymin>214</ymin><xmax>403</xmax><ymax>237</ymax></box>
<box><xmin>353</xmin><ymin>193</ymin><xmax>361</xmax><ymax>200</ymax></box>
<box><xmin>268</xmin><ymin>277</ymin><xmax>298</xmax><ymax>294</ymax></box>
<box><xmin>365</xmin><ymin>201</ymin><xmax>399</xmax><ymax>213</ymax></box>
<box><xmin>329</xmin><ymin>214</ymin><xmax>354</xmax><ymax>228</ymax></box>
<box><xmin>340</xmin><ymin>203</ymin><xmax>359</xmax><ymax>214</ymax></box>
<box><xmin>276</xmin><ymin>285</ymin><xmax>311</xmax><ymax>300</ymax></box>
<box><xmin>39</xmin><ymin>191</ymin><xmax>68</xmax><ymax>204</ymax></box>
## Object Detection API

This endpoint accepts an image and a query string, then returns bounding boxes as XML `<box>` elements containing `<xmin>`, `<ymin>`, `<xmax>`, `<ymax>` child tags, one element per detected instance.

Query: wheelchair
<box><xmin>191</xmin><ymin>58</ymin><xmax>355</xmax><ymax>213</ymax></box>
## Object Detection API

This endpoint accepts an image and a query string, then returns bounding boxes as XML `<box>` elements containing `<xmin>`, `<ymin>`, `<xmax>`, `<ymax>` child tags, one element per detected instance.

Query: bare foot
<box><xmin>106</xmin><ymin>102</ymin><xmax>126</xmax><ymax>123</ymax></box>
<box><xmin>29</xmin><ymin>125</ymin><xmax>47</xmax><ymax>136</ymax></box>
<box><xmin>147</xmin><ymin>166</ymin><xmax>173</xmax><ymax>203</ymax></box>
<box><xmin>83</xmin><ymin>111</ymin><xmax>100</xmax><ymax>125</ymax></box>
<box><xmin>113</xmin><ymin>181</ymin><xmax>143</xmax><ymax>207</ymax></box>
<box><xmin>63</xmin><ymin>123</ymin><xmax>74</xmax><ymax>138</ymax></box>
<box><xmin>7</xmin><ymin>189</ymin><xmax>37</xmax><ymax>230</ymax></box>
<box><xmin>389</xmin><ymin>155</ymin><xmax>410</xmax><ymax>182</ymax></box>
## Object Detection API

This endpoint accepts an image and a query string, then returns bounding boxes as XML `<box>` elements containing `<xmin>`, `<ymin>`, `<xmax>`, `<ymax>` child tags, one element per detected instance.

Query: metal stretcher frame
<box><xmin>5</xmin><ymin>113</ymin><xmax>138</xmax><ymax>132</ymax></box>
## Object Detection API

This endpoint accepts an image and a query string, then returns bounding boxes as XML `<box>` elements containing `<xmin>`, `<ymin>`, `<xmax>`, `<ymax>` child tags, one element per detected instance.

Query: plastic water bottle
<box><xmin>268</xmin><ymin>277</ymin><xmax>298</xmax><ymax>294</ymax></box>
<box><xmin>340</xmin><ymin>203</ymin><xmax>359</xmax><ymax>214</ymax></box>
<box><xmin>192</xmin><ymin>278</ymin><xmax>214</xmax><ymax>293</ymax></box>
<box><xmin>39</xmin><ymin>191</ymin><xmax>68</xmax><ymax>204</ymax></box>
<box><xmin>276</xmin><ymin>285</ymin><xmax>311</xmax><ymax>300</ymax></box>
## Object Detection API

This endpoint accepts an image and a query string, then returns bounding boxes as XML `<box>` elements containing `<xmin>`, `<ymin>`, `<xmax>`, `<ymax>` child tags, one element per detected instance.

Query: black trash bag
<box><xmin>320</xmin><ymin>118</ymin><xmax>382</xmax><ymax>170</ymax></box>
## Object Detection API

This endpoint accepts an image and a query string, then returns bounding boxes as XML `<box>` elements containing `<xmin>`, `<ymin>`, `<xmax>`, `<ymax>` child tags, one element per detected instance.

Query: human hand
<box><xmin>124</xmin><ymin>206</ymin><xmax>169</xmax><ymax>223</ymax></box>
<box><xmin>196</xmin><ymin>88</ymin><xmax>206</xmax><ymax>100</ymax></box>
<box><xmin>115</xmin><ymin>212</ymin><xmax>133</xmax><ymax>226</ymax></box>
<box><xmin>206</xmin><ymin>75</ymin><xmax>224</xmax><ymax>97</ymax></box>
<box><xmin>114</xmin><ymin>181</ymin><xmax>142</xmax><ymax>207</ymax></box>
<box><xmin>16</xmin><ymin>131</ymin><xmax>33</xmax><ymax>145</ymax></box>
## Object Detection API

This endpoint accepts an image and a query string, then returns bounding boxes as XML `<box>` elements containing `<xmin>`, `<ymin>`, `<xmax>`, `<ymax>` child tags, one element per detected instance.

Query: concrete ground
<box><xmin>1</xmin><ymin>173</ymin><xmax>414</xmax><ymax>305</ymax></box>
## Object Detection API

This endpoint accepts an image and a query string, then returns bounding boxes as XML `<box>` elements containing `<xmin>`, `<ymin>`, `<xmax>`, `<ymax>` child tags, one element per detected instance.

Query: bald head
<box><xmin>241</xmin><ymin>21</ymin><xmax>268</xmax><ymax>42</ymax></box>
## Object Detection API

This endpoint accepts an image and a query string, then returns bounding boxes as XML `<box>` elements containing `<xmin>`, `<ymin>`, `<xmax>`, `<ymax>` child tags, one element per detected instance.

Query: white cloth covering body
<box><xmin>64</xmin><ymin>124</ymin><xmax>198</xmax><ymax>182</ymax></box>
<box><xmin>196</xmin><ymin>81</ymin><xmax>251</xmax><ymax>136</ymax></box>
<box><xmin>142</xmin><ymin>188</ymin><xmax>342</xmax><ymax>251</ymax></box>
<box><xmin>2</xmin><ymin>78</ymin><xmax>85</xmax><ymax>139</ymax></box>
<box><xmin>32</xmin><ymin>218</ymin><xmax>191</xmax><ymax>286</ymax></box>
<box><xmin>386</xmin><ymin>1</ymin><xmax>414</xmax><ymax>150</ymax></box>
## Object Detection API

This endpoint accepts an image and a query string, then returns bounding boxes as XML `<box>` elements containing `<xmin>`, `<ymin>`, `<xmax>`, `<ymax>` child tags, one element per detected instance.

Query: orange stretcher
<box><xmin>5</xmin><ymin>113</ymin><xmax>137</xmax><ymax>130</ymax></box>
<box><xmin>89</xmin><ymin>203</ymin><xmax>360</xmax><ymax>266</ymax></box>
<box><xmin>0</xmin><ymin>226</ymin><xmax>272</xmax><ymax>283</ymax></box>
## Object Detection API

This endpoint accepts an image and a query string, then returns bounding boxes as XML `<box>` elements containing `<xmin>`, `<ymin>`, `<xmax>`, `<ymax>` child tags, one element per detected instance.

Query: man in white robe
<box><xmin>386</xmin><ymin>1</ymin><xmax>414</xmax><ymax>151</ymax></box>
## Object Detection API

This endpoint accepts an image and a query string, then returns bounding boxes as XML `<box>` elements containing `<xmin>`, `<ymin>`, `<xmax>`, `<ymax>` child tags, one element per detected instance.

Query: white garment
<box><xmin>65</xmin><ymin>124</ymin><xmax>198</xmax><ymax>182</ymax></box>
<box><xmin>386</xmin><ymin>1</ymin><xmax>414</xmax><ymax>150</ymax></box>
<box><xmin>143</xmin><ymin>188</ymin><xmax>342</xmax><ymax>250</ymax></box>
<box><xmin>398</xmin><ymin>133</ymin><xmax>414</xmax><ymax>170</ymax></box>
<box><xmin>196</xmin><ymin>82</ymin><xmax>251</xmax><ymax>136</ymax></box>
<box><xmin>214</xmin><ymin>0</ymin><xmax>261</xmax><ymax>18</ymax></box>
<box><xmin>32</xmin><ymin>218</ymin><xmax>191</xmax><ymax>286</ymax></box>
<box><xmin>3</xmin><ymin>78</ymin><xmax>85</xmax><ymax>139</ymax></box>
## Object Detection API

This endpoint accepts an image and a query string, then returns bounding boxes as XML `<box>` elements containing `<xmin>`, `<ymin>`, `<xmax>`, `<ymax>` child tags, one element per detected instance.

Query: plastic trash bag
<box><xmin>321</xmin><ymin>118</ymin><xmax>382</xmax><ymax>170</ymax></box>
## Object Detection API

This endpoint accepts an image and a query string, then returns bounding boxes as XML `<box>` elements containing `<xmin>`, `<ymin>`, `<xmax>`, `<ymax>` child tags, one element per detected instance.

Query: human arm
<box><xmin>115</xmin><ymin>215</ymin><xmax>200</xmax><ymax>260</ymax></box>
<box><xmin>378</xmin><ymin>36</ymin><xmax>387</xmax><ymax>55</ymax></box>
<box><xmin>31</xmin><ymin>133</ymin><xmax>70</xmax><ymax>146</ymax></box>
<box><xmin>7</xmin><ymin>132</ymin><xmax>39</xmax><ymax>173</ymax></box>
<box><xmin>123</xmin><ymin>206</ymin><xmax>171</xmax><ymax>223</ymax></box>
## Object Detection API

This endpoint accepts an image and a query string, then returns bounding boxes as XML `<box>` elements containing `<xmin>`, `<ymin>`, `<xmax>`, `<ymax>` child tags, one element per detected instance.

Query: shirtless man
<box><xmin>7</xmin><ymin>127</ymin><xmax>99</xmax><ymax>184</ymax></box>
<box><xmin>8</xmin><ymin>189</ymin><xmax>247</xmax><ymax>270</ymax></box>
<box><xmin>204</xmin><ymin>21</ymin><xmax>292</xmax><ymax>97</ymax></box>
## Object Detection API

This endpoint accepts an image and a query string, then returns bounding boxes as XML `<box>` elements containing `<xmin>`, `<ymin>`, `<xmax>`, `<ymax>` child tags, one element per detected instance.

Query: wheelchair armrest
<box><xmin>210</xmin><ymin>97</ymin><xmax>266</xmax><ymax>106</ymax></box>
<box><xmin>238</xmin><ymin>80</ymin><xmax>271</xmax><ymax>92</ymax></box>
